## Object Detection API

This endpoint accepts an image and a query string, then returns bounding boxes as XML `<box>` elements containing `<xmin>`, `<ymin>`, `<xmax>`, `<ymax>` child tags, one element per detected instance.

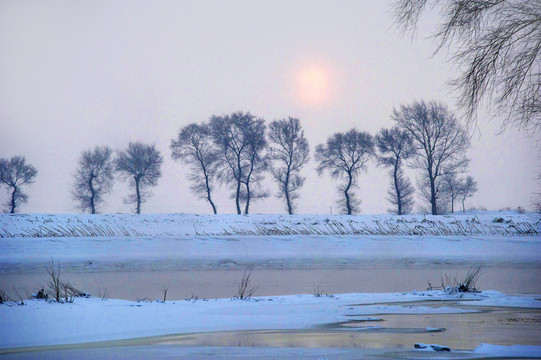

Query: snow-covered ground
<box><xmin>1</xmin><ymin>212</ymin><xmax>539</xmax><ymax>274</ymax></box>
<box><xmin>1</xmin><ymin>211</ymin><xmax>540</xmax><ymax>358</ymax></box>
<box><xmin>1</xmin><ymin>211</ymin><xmax>539</xmax><ymax>238</ymax></box>
<box><xmin>1</xmin><ymin>290</ymin><xmax>540</xmax><ymax>349</ymax></box>
<box><xmin>1</xmin><ymin>234</ymin><xmax>540</xmax><ymax>274</ymax></box>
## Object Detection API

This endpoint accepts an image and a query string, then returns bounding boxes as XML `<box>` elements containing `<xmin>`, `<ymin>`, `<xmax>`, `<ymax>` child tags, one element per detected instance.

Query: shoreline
<box><xmin>1</xmin><ymin>293</ymin><xmax>540</xmax><ymax>358</ymax></box>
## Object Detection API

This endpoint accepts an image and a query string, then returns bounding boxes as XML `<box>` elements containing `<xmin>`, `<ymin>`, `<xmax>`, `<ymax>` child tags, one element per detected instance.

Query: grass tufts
<box><xmin>234</xmin><ymin>265</ymin><xmax>257</xmax><ymax>300</ymax></box>
<box><xmin>162</xmin><ymin>286</ymin><xmax>168</xmax><ymax>302</ymax></box>
<box><xmin>311</xmin><ymin>283</ymin><xmax>334</xmax><ymax>298</ymax></box>
<box><xmin>0</xmin><ymin>288</ymin><xmax>12</xmax><ymax>304</ymax></box>
<box><xmin>428</xmin><ymin>266</ymin><xmax>484</xmax><ymax>294</ymax></box>
<box><xmin>12</xmin><ymin>287</ymin><xmax>27</xmax><ymax>306</ymax></box>
<box><xmin>46</xmin><ymin>259</ymin><xmax>88</xmax><ymax>303</ymax></box>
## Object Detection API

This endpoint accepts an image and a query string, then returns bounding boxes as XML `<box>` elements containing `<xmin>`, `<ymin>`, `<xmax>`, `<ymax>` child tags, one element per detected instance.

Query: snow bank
<box><xmin>1</xmin><ymin>212</ymin><xmax>539</xmax><ymax>238</ymax></box>
<box><xmin>2</xmin><ymin>213</ymin><xmax>539</xmax><ymax>273</ymax></box>
<box><xmin>1</xmin><ymin>234</ymin><xmax>539</xmax><ymax>273</ymax></box>
<box><xmin>1</xmin><ymin>290</ymin><xmax>538</xmax><ymax>349</ymax></box>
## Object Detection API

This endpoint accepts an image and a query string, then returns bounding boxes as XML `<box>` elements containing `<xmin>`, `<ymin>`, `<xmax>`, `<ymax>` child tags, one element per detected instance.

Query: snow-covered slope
<box><xmin>2</xmin><ymin>212</ymin><xmax>539</xmax><ymax>273</ymax></box>
<box><xmin>1</xmin><ymin>212</ymin><xmax>539</xmax><ymax>238</ymax></box>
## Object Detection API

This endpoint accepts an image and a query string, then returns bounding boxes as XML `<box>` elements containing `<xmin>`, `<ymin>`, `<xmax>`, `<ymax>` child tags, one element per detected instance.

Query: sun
<box><xmin>296</xmin><ymin>63</ymin><xmax>333</xmax><ymax>106</ymax></box>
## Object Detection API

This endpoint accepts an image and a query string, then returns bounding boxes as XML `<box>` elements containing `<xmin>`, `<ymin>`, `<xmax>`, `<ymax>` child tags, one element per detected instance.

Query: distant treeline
<box><xmin>1</xmin><ymin>100</ymin><xmax>478</xmax><ymax>215</ymax></box>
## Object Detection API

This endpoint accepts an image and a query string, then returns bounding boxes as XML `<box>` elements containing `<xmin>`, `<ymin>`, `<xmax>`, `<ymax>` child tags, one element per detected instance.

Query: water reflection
<box><xmin>158</xmin><ymin>303</ymin><xmax>540</xmax><ymax>350</ymax></box>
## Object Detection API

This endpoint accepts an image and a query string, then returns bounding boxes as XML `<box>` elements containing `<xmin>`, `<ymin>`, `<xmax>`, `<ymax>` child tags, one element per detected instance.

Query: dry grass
<box><xmin>428</xmin><ymin>266</ymin><xmax>484</xmax><ymax>293</ymax></box>
<box><xmin>311</xmin><ymin>283</ymin><xmax>333</xmax><ymax>298</ymax></box>
<box><xmin>12</xmin><ymin>287</ymin><xmax>27</xmax><ymax>305</ymax></box>
<box><xmin>47</xmin><ymin>259</ymin><xmax>62</xmax><ymax>302</ymax></box>
<box><xmin>0</xmin><ymin>288</ymin><xmax>11</xmax><ymax>304</ymax></box>
<box><xmin>18</xmin><ymin>223</ymin><xmax>145</xmax><ymax>238</ymax></box>
<box><xmin>2</xmin><ymin>215</ymin><xmax>538</xmax><ymax>238</ymax></box>
<box><xmin>234</xmin><ymin>265</ymin><xmax>257</xmax><ymax>300</ymax></box>
<box><xmin>46</xmin><ymin>259</ymin><xmax>88</xmax><ymax>303</ymax></box>
<box><xmin>235</xmin><ymin>218</ymin><xmax>537</xmax><ymax>237</ymax></box>
<box><xmin>97</xmin><ymin>286</ymin><xmax>109</xmax><ymax>300</ymax></box>
<box><xmin>162</xmin><ymin>286</ymin><xmax>168</xmax><ymax>302</ymax></box>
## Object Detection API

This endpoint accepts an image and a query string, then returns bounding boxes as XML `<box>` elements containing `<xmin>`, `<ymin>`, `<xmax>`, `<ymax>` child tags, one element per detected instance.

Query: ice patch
<box><xmin>473</xmin><ymin>343</ymin><xmax>541</xmax><ymax>357</ymax></box>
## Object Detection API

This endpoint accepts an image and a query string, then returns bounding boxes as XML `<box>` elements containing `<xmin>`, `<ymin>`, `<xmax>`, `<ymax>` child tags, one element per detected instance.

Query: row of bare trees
<box><xmin>69</xmin><ymin>114</ymin><xmax>309</xmax><ymax>215</ymax></box>
<box><xmin>0</xmin><ymin>144</ymin><xmax>164</xmax><ymax>214</ymax></box>
<box><xmin>1</xmin><ymin>100</ymin><xmax>479</xmax><ymax>215</ymax></box>
<box><xmin>2</xmin><ymin>1</ymin><xmax>538</xmax><ymax>214</ymax></box>
<box><xmin>72</xmin><ymin>143</ymin><xmax>163</xmax><ymax>214</ymax></box>
<box><xmin>170</xmin><ymin>114</ymin><xmax>309</xmax><ymax>215</ymax></box>
<box><xmin>315</xmin><ymin>100</ymin><xmax>477</xmax><ymax>215</ymax></box>
<box><xmin>171</xmin><ymin>101</ymin><xmax>476</xmax><ymax>216</ymax></box>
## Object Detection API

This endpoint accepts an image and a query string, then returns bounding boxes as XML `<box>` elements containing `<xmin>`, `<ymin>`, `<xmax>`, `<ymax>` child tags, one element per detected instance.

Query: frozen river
<box><xmin>1</xmin><ymin>213</ymin><xmax>540</xmax><ymax>358</ymax></box>
<box><xmin>1</xmin><ymin>234</ymin><xmax>541</xmax><ymax>299</ymax></box>
<box><xmin>2</xmin><ymin>264</ymin><xmax>541</xmax><ymax>301</ymax></box>
<box><xmin>2</xmin><ymin>300</ymin><xmax>540</xmax><ymax>359</ymax></box>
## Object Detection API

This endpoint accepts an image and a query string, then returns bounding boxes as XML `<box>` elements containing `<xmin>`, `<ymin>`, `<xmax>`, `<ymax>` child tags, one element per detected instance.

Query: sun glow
<box><xmin>295</xmin><ymin>63</ymin><xmax>333</xmax><ymax>106</ymax></box>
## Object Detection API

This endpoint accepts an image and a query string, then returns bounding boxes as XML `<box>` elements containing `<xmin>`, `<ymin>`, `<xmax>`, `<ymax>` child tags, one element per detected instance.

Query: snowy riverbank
<box><xmin>1</xmin><ymin>290</ymin><xmax>540</xmax><ymax>350</ymax></box>
<box><xmin>1</xmin><ymin>212</ymin><xmax>540</xmax><ymax>358</ymax></box>
<box><xmin>1</xmin><ymin>211</ymin><xmax>539</xmax><ymax>273</ymax></box>
<box><xmin>1</xmin><ymin>211</ymin><xmax>539</xmax><ymax>238</ymax></box>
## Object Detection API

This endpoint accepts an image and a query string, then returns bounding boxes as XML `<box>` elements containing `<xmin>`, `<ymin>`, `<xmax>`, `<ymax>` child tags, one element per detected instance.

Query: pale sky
<box><xmin>0</xmin><ymin>0</ymin><xmax>539</xmax><ymax>214</ymax></box>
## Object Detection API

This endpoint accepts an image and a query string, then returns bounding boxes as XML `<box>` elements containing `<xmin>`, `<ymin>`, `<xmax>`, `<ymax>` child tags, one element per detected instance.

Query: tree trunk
<box><xmin>285</xmin><ymin>186</ymin><xmax>292</xmax><ymax>215</ymax></box>
<box><xmin>462</xmin><ymin>199</ymin><xmax>465</xmax><ymax>212</ymax></box>
<box><xmin>450</xmin><ymin>193</ymin><xmax>454</xmax><ymax>213</ymax></box>
<box><xmin>284</xmin><ymin>171</ymin><xmax>292</xmax><ymax>215</ymax></box>
<box><xmin>344</xmin><ymin>172</ymin><xmax>353</xmax><ymax>215</ymax></box>
<box><xmin>207</xmin><ymin>193</ymin><xmax>217</xmax><ymax>214</ymax></box>
<box><xmin>244</xmin><ymin>182</ymin><xmax>251</xmax><ymax>214</ymax></box>
<box><xmin>393</xmin><ymin>164</ymin><xmax>402</xmax><ymax>215</ymax></box>
<box><xmin>89</xmin><ymin>178</ymin><xmax>96</xmax><ymax>214</ymax></box>
<box><xmin>429</xmin><ymin>175</ymin><xmax>437</xmax><ymax>215</ymax></box>
<box><xmin>204</xmin><ymin>172</ymin><xmax>217</xmax><ymax>214</ymax></box>
<box><xmin>135</xmin><ymin>177</ymin><xmax>141</xmax><ymax>215</ymax></box>
<box><xmin>235</xmin><ymin>159</ymin><xmax>242</xmax><ymax>215</ymax></box>
<box><xmin>244</xmin><ymin>156</ymin><xmax>256</xmax><ymax>215</ymax></box>
<box><xmin>10</xmin><ymin>186</ymin><xmax>16</xmax><ymax>214</ymax></box>
<box><xmin>235</xmin><ymin>180</ymin><xmax>242</xmax><ymax>214</ymax></box>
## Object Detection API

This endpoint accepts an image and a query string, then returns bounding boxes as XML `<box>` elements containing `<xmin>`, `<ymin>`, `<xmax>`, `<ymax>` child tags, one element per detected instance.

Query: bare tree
<box><xmin>210</xmin><ymin>112</ymin><xmax>268</xmax><ymax>214</ymax></box>
<box><xmin>115</xmin><ymin>142</ymin><xmax>163</xmax><ymax>214</ymax></box>
<box><xmin>393</xmin><ymin>100</ymin><xmax>470</xmax><ymax>215</ymax></box>
<box><xmin>240</xmin><ymin>119</ymin><xmax>269</xmax><ymax>215</ymax></box>
<box><xmin>441</xmin><ymin>173</ymin><xmax>461</xmax><ymax>213</ymax></box>
<box><xmin>392</xmin><ymin>0</ymin><xmax>541</xmax><ymax>132</ymax></box>
<box><xmin>417</xmin><ymin>174</ymin><xmax>450</xmax><ymax>214</ymax></box>
<box><xmin>268</xmin><ymin>117</ymin><xmax>310</xmax><ymax>214</ymax></box>
<box><xmin>315</xmin><ymin>129</ymin><xmax>375</xmax><ymax>215</ymax></box>
<box><xmin>72</xmin><ymin>146</ymin><xmax>114</xmax><ymax>214</ymax></box>
<box><xmin>459</xmin><ymin>176</ymin><xmax>478</xmax><ymax>212</ymax></box>
<box><xmin>436</xmin><ymin>173</ymin><xmax>478</xmax><ymax>213</ymax></box>
<box><xmin>171</xmin><ymin>123</ymin><xmax>218</xmax><ymax>214</ymax></box>
<box><xmin>0</xmin><ymin>156</ymin><xmax>37</xmax><ymax>213</ymax></box>
<box><xmin>376</xmin><ymin>126</ymin><xmax>415</xmax><ymax>215</ymax></box>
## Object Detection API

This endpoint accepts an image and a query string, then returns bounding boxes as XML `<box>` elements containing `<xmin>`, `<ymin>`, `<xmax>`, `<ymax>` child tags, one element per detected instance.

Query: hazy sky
<box><xmin>1</xmin><ymin>0</ymin><xmax>539</xmax><ymax>215</ymax></box>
